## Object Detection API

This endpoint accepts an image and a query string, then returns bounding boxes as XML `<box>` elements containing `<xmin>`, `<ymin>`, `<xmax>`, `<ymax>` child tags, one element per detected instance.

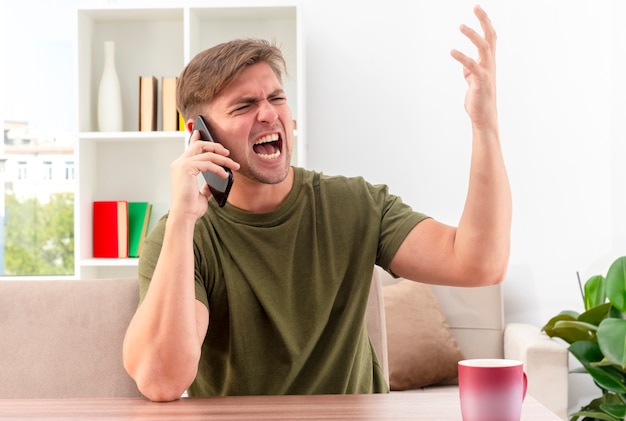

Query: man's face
<box><xmin>205</xmin><ymin>62</ymin><xmax>294</xmax><ymax>185</ymax></box>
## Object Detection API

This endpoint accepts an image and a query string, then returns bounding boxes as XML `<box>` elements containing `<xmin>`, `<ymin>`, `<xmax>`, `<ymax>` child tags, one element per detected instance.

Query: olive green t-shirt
<box><xmin>138</xmin><ymin>167</ymin><xmax>427</xmax><ymax>396</ymax></box>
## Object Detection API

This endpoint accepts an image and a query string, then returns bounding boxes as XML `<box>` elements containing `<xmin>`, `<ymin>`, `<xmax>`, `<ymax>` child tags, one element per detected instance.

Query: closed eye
<box><xmin>229</xmin><ymin>93</ymin><xmax>286</xmax><ymax>114</ymax></box>
<box><xmin>234</xmin><ymin>104</ymin><xmax>251</xmax><ymax>112</ymax></box>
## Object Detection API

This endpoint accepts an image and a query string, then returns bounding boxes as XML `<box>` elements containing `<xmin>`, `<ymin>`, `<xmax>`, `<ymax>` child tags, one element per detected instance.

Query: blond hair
<box><xmin>177</xmin><ymin>39</ymin><xmax>287</xmax><ymax>120</ymax></box>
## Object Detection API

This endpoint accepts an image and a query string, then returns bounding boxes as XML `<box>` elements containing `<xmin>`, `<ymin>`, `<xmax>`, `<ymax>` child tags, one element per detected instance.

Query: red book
<box><xmin>93</xmin><ymin>201</ymin><xmax>128</xmax><ymax>258</ymax></box>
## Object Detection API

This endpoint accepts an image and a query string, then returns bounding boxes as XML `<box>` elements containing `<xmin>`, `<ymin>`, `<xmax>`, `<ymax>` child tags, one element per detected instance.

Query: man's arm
<box><xmin>122</xmin><ymin>214</ymin><xmax>209</xmax><ymax>401</ymax></box>
<box><xmin>390</xmin><ymin>6</ymin><xmax>511</xmax><ymax>287</ymax></box>
<box><xmin>122</xmin><ymin>128</ymin><xmax>239</xmax><ymax>401</ymax></box>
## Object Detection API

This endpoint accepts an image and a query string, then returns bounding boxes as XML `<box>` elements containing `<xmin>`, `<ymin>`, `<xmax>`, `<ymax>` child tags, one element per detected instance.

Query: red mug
<box><xmin>458</xmin><ymin>359</ymin><xmax>528</xmax><ymax>421</ymax></box>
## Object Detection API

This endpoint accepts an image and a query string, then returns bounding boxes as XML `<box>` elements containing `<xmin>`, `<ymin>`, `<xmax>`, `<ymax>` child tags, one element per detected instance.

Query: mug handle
<box><xmin>522</xmin><ymin>372</ymin><xmax>528</xmax><ymax>400</ymax></box>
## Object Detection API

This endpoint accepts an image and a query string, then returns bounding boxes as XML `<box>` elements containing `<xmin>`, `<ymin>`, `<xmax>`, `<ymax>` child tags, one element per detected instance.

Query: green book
<box><xmin>127</xmin><ymin>202</ymin><xmax>152</xmax><ymax>258</ymax></box>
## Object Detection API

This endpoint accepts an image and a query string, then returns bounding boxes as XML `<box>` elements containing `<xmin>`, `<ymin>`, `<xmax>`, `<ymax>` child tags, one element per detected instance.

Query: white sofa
<box><xmin>366</xmin><ymin>266</ymin><xmax>569</xmax><ymax>420</ymax></box>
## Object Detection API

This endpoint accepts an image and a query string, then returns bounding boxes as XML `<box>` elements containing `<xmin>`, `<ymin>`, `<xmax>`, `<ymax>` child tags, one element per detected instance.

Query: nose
<box><xmin>257</xmin><ymin>100</ymin><xmax>278</xmax><ymax>124</ymax></box>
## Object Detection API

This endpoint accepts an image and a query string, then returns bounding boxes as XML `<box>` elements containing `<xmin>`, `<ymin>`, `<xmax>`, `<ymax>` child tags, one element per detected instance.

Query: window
<box><xmin>2</xmin><ymin>1</ymin><xmax>79</xmax><ymax>276</ymax></box>
<box><xmin>64</xmin><ymin>161</ymin><xmax>75</xmax><ymax>181</ymax></box>
<box><xmin>42</xmin><ymin>161</ymin><xmax>53</xmax><ymax>181</ymax></box>
<box><xmin>17</xmin><ymin>161</ymin><xmax>28</xmax><ymax>181</ymax></box>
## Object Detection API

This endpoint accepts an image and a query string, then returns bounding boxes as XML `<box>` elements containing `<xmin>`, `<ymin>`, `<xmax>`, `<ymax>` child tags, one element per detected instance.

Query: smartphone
<box><xmin>192</xmin><ymin>115</ymin><xmax>234</xmax><ymax>207</ymax></box>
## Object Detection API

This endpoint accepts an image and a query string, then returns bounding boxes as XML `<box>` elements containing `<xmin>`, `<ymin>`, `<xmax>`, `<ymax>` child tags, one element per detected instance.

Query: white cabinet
<box><xmin>75</xmin><ymin>2</ymin><xmax>304</xmax><ymax>278</ymax></box>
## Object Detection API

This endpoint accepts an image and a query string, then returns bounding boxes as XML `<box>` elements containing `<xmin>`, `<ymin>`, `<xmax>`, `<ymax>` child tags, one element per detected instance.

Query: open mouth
<box><xmin>253</xmin><ymin>133</ymin><xmax>282</xmax><ymax>160</ymax></box>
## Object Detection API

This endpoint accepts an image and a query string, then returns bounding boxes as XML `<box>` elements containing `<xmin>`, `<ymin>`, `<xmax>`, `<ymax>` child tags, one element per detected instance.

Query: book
<box><xmin>93</xmin><ymin>201</ymin><xmax>128</xmax><ymax>258</ymax></box>
<box><xmin>128</xmin><ymin>202</ymin><xmax>152</xmax><ymax>257</ymax></box>
<box><xmin>179</xmin><ymin>113</ymin><xmax>186</xmax><ymax>131</ymax></box>
<box><xmin>139</xmin><ymin>76</ymin><xmax>157</xmax><ymax>131</ymax></box>
<box><xmin>162</xmin><ymin>77</ymin><xmax>179</xmax><ymax>131</ymax></box>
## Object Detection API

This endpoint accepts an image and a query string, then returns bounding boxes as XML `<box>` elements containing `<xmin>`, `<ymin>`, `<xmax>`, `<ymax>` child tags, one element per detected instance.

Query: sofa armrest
<box><xmin>504</xmin><ymin>322</ymin><xmax>569</xmax><ymax>420</ymax></box>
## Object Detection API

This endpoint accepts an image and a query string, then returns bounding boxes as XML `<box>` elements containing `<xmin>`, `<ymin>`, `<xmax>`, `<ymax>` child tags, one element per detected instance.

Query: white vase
<box><xmin>97</xmin><ymin>41</ymin><xmax>123</xmax><ymax>132</ymax></box>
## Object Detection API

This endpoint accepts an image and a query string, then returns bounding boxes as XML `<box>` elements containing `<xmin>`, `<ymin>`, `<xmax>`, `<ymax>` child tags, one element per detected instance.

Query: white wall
<box><xmin>301</xmin><ymin>0</ymin><xmax>625</xmax><ymax>329</ymax></box>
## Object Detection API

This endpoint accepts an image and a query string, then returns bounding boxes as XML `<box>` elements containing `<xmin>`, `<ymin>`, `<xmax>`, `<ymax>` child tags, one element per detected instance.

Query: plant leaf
<box><xmin>556</xmin><ymin>320</ymin><xmax>598</xmax><ymax>333</ymax></box>
<box><xmin>570</xmin><ymin>410</ymin><xmax>619</xmax><ymax>421</ymax></box>
<box><xmin>543</xmin><ymin>311</ymin><xmax>579</xmax><ymax>329</ymax></box>
<box><xmin>579</xmin><ymin>303</ymin><xmax>614</xmax><ymax>326</ymax></box>
<box><xmin>551</xmin><ymin>320</ymin><xmax>597</xmax><ymax>343</ymax></box>
<box><xmin>585</xmin><ymin>274</ymin><xmax>607</xmax><ymax>310</ymax></box>
<box><xmin>591</xmin><ymin>357</ymin><xmax>621</xmax><ymax>367</ymax></box>
<box><xmin>606</xmin><ymin>256</ymin><xmax>626</xmax><ymax>312</ymax></box>
<box><xmin>571</xmin><ymin>395</ymin><xmax>623</xmax><ymax>421</ymax></box>
<box><xmin>597</xmin><ymin>318</ymin><xmax>626</xmax><ymax>368</ymax></box>
<box><xmin>569</xmin><ymin>341</ymin><xmax>626</xmax><ymax>394</ymax></box>
<box><xmin>600</xmin><ymin>403</ymin><xmax>626</xmax><ymax>420</ymax></box>
<box><xmin>543</xmin><ymin>313</ymin><xmax>581</xmax><ymax>344</ymax></box>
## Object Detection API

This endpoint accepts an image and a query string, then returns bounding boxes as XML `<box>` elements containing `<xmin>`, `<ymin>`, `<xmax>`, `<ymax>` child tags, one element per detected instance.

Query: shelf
<box><xmin>80</xmin><ymin>131</ymin><xmax>187</xmax><ymax>142</ymax></box>
<box><xmin>80</xmin><ymin>258</ymin><xmax>139</xmax><ymax>268</ymax></box>
<box><xmin>77</xmin><ymin>7</ymin><xmax>183</xmax><ymax>22</ymax></box>
<box><xmin>75</xmin><ymin>1</ymin><xmax>303</xmax><ymax>278</ymax></box>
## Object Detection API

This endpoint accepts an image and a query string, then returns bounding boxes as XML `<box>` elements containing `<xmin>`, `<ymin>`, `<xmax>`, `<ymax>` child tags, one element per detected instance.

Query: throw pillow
<box><xmin>383</xmin><ymin>279</ymin><xmax>464</xmax><ymax>390</ymax></box>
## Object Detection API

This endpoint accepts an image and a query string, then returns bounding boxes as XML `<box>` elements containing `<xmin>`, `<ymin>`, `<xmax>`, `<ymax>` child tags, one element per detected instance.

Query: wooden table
<box><xmin>0</xmin><ymin>391</ymin><xmax>562</xmax><ymax>420</ymax></box>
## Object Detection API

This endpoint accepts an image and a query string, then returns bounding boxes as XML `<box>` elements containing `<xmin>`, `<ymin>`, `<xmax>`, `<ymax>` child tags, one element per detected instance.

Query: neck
<box><xmin>227</xmin><ymin>167</ymin><xmax>295</xmax><ymax>213</ymax></box>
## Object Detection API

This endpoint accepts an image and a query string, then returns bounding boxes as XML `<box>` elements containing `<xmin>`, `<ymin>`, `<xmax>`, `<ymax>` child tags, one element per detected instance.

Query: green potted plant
<box><xmin>543</xmin><ymin>256</ymin><xmax>626</xmax><ymax>421</ymax></box>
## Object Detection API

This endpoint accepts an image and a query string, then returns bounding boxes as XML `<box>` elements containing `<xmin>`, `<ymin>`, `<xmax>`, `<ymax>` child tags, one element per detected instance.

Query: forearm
<box><xmin>455</xmin><ymin>124</ymin><xmax>511</xmax><ymax>282</ymax></box>
<box><xmin>392</xmin><ymin>6</ymin><xmax>508</xmax><ymax>287</ymax></box>
<box><xmin>123</xmin><ymin>215</ymin><xmax>204</xmax><ymax>401</ymax></box>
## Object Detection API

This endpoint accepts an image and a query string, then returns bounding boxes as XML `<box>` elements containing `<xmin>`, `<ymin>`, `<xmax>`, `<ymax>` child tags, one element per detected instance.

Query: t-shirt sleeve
<box><xmin>136</xmin><ymin>214</ymin><xmax>167</xmax><ymax>304</ymax></box>
<box><xmin>370</xmin><ymin>183</ymin><xmax>430</xmax><ymax>271</ymax></box>
<box><xmin>137</xmin><ymin>213</ymin><xmax>209</xmax><ymax>312</ymax></box>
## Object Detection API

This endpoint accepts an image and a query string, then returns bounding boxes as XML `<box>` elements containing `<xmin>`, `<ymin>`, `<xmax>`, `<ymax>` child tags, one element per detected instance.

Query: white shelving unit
<box><xmin>75</xmin><ymin>2</ymin><xmax>304</xmax><ymax>279</ymax></box>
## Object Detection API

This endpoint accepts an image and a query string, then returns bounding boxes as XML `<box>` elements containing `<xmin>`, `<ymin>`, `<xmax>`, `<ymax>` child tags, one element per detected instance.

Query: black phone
<box><xmin>192</xmin><ymin>115</ymin><xmax>234</xmax><ymax>207</ymax></box>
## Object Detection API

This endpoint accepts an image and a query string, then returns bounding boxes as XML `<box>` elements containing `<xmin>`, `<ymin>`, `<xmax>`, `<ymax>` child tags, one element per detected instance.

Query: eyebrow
<box><xmin>227</xmin><ymin>89</ymin><xmax>285</xmax><ymax>107</ymax></box>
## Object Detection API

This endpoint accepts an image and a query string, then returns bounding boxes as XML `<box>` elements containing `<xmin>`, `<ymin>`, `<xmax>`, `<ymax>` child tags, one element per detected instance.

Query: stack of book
<box><xmin>139</xmin><ymin>75</ymin><xmax>185</xmax><ymax>132</ymax></box>
<box><xmin>93</xmin><ymin>201</ymin><xmax>152</xmax><ymax>258</ymax></box>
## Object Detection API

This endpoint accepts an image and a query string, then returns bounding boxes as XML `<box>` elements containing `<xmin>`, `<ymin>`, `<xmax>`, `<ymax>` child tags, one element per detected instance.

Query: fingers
<box><xmin>449</xmin><ymin>49</ymin><xmax>472</xmax><ymax>71</ymax></box>
<box><xmin>189</xmin><ymin>136</ymin><xmax>228</xmax><ymax>157</ymax></box>
<box><xmin>474</xmin><ymin>5</ymin><xmax>496</xmax><ymax>46</ymax></box>
<box><xmin>450</xmin><ymin>6</ymin><xmax>496</xmax><ymax>74</ymax></box>
<box><xmin>187</xmin><ymin>128</ymin><xmax>202</xmax><ymax>146</ymax></box>
<box><xmin>187</xmin><ymin>140</ymin><xmax>240</xmax><ymax>177</ymax></box>
<box><xmin>458</xmin><ymin>12</ymin><xmax>495</xmax><ymax>60</ymax></box>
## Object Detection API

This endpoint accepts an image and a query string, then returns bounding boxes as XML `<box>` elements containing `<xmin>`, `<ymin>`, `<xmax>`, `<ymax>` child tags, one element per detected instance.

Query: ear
<box><xmin>186</xmin><ymin>118</ymin><xmax>195</xmax><ymax>133</ymax></box>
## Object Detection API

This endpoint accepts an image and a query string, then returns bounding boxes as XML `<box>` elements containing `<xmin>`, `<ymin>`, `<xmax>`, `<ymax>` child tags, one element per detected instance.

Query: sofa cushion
<box><xmin>0</xmin><ymin>278</ymin><xmax>142</xmax><ymax>398</ymax></box>
<box><xmin>384</xmin><ymin>279</ymin><xmax>464</xmax><ymax>390</ymax></box>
